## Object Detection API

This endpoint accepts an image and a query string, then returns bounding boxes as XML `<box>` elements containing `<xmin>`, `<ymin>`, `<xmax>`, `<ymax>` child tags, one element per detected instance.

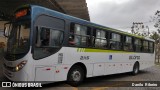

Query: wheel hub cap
<box><xmin>72</xmin><ymin>70</ymin><xmax>81</xmax><ymax>81</ymax></box>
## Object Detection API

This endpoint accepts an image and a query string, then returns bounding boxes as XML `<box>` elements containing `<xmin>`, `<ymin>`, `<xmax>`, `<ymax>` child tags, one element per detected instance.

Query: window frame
<box><xmin>68</xmin><ymin>23</ymin><xmax>91</xmax><ymax>47</ymax></box>
<box><xmin>142</xmin><ymin>40</ymin><xmax>149</xmax><ymax>53</ymax></box>
<box><xmin>33</xmin><ymin>26</ymin><xmax>64</xmax><ymax>60</ymax></box>
<box><xmin>109</xmin><ymin>32</ymin><xmax>122</xmax><ymax>50</ymax></box>
<box><xmin>123</xmin><ymin>36</ymin><xmax>133</xmax><ymax>51</ymax></box>
<box><xmin>32</xmin><ymin>15</ymin><xmax>65</xmax><ymax>60</ymax></box>
<box><xmin>134</xmin><ymin>38</ymin><xmax>142</xmax><ymax>52</ymax></box>
<box><xmin>68</xmin><ymin>22</ymin><xmax>155</xmax><ymax>53</ymax></box>
<box><xmin>93</xmin><ymin>29</ymin><xmax>108</xmax><ymax>49</ymax></box>
<box><xmin>149</xmin><ymin>41</ymin><xmax>154</xmax><ymax>53</ymax></box>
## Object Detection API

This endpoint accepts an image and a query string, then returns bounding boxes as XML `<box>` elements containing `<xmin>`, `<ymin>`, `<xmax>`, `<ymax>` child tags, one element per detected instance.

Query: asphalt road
<box><xmin>0</xmin><ymin>54</ymin><xmax>159</xmax><ymax>90</ymax></box>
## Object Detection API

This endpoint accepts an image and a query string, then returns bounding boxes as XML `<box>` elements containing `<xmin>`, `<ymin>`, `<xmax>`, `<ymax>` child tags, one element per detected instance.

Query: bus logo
<box><xmin>109</xmin><ymin>55</ymin><xmax>112</xmax><ymax>60</ymax></box>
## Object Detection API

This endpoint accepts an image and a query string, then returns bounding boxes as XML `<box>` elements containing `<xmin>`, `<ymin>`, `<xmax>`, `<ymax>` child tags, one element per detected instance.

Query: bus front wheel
<box><xmin>132</xmin><ymin>62</ymin><xmax>139</xmax><ymax>75</ymax></box>
<box><xmin>67</xmin><ymin>65</ymin><xmax>84</xmax><ymax>86</ymax></box>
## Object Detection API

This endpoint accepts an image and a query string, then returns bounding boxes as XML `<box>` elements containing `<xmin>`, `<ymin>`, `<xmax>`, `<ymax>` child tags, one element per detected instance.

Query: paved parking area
<box><xmin>0</xmin><ymin>53</ymin><xmax>159</xmax><ymax>90</ymax></box>
<box><xmin>25</xmin><ymin>65</ymin><xmax>160</xmax><ymax>90</ymax></box>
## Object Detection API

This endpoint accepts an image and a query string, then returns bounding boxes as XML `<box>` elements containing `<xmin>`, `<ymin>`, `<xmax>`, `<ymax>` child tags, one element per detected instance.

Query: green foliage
<box><xmin>150</xmin><ymin>32</ymin><xmax>160</xmax><ymax>40</ymax></box>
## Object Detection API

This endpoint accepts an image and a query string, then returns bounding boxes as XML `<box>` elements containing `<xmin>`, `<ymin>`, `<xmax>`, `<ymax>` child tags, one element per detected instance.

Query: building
<box><xmin>0</xmin><ymin>0</ymin><xmax>90</xmax><ymax>47</ymax></box>
<box><xmin>0</xmin><ymin>0</ymin><xmax>90</xmax><ymax>20</ymax></box>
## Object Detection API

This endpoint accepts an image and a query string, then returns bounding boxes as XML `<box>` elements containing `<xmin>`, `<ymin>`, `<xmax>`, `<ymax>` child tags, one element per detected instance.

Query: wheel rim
<box><xmin>71</xmin><ymin>70</ymin><xmax>81</xmax><ymax>81</ymax></box>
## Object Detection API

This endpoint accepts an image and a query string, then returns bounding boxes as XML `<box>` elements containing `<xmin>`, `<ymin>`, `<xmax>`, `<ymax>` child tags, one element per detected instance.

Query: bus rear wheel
<box><xmin>67</xmin><ymin>65</ymin><xmax>84</xmax><ymax>86</ymax></box>
<box><xmin>132</xmin><ymin>62</ymin><xmax>139</xmax><ymax>75</ymax></box>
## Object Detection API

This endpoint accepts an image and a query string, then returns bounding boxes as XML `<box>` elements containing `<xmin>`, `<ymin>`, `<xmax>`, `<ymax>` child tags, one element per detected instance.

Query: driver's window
<box><xmin>36</xmin><ymin>27</ymin><xmax>50</xmax><ymax>47</ymax></box>
<box><xmin>36</xmin><ymin>27</ymin><xmax>63</xmax><ymax>47</ymax></box>
<box><xmin>34</xmin><ymin>27</ymin><xmax>63</xmax><ymax>60</ymax></box>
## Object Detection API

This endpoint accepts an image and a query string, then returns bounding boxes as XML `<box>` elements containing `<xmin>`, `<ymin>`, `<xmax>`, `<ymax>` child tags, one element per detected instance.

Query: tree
<box><xmin>150</xmin><ymin>31</ymin><xmax>160</xmax><ymax>63</ymax></box>
<box><xmin>150</xmin><ymin>10</ymin><xmax>160</xmax><ymax>63</ymax></box>
<box><xmin>131</xmin><ymin>22</ymin><xmax>150</xmax><ymax>37</ymax></box>
<box><xmin>150</xmin><ymin>31</ymin><xmax>160</xmax><ymax>43</ymax></box>
<box><xmin>152</xmin><ymin>10</ymin><xmax>160</xmax><ymax>33</ymax></box>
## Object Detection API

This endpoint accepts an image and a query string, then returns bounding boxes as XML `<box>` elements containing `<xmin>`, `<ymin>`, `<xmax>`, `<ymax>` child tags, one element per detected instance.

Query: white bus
<box><xmin>3</xmin><ymin>5</ymin><xmax>155</xmax><ymax>86</ymax></box>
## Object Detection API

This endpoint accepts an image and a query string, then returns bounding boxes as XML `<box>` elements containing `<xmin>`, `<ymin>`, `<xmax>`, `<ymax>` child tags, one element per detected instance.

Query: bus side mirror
<box><xmin>4</xmin><ymin>23</ymin><xmax>11</xmax><ymax>37</ymax></box>
<box><xmin>4</xmin><ymin>27</ymin><xmax>8</xmax><ymax>37</ymax></box>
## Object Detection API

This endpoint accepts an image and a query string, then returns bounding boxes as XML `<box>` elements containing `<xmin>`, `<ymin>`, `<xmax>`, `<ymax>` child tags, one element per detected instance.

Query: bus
<box><xmin>3</xmin><ymin>5</ymin><xmax>155</xmax><ymax>86</ymax></box>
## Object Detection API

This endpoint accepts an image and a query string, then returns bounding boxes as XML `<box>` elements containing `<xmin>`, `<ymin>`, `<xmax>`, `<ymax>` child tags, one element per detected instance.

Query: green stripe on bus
<box><xmin>77</xmin><ymin>48</ymin><xmax>79</xmax><ymax>52</ymax></box>
<box><xmin>77</xmin><ymin>48</ymin><xmax>85</xmax><ymax>52</ymax></box>
<box><xmin>77</xmin><ymin>48</ymin><xmax>134</xmax><ymax>53</ymax></box>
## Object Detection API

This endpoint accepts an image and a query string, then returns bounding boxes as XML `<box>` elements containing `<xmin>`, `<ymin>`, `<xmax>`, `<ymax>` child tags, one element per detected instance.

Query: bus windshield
<box><xmin>4</xmin><ymin>20</ymin><xmax>30</xmax><ymax>61</ymax></box>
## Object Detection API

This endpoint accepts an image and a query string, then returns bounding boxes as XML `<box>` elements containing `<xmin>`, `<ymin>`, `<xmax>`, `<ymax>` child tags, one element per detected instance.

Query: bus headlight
<box><xmin>15</xmin><ymin>61</ymin><xmax>27</xmax><ymax>72</ymax></box>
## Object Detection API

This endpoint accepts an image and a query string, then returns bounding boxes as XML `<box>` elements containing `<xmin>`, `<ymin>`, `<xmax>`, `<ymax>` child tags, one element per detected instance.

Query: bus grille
<box><xmin>4</xmin><ymin>64</ymin><xmax>15</xmax><ymax>72</ymax></box>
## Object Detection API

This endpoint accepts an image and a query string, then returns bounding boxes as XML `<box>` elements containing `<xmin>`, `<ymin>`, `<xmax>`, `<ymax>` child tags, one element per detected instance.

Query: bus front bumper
<box><xmin>3</xmin><ymin>65</ymin><xmax>29</xmax><ymax>81</ymax></box>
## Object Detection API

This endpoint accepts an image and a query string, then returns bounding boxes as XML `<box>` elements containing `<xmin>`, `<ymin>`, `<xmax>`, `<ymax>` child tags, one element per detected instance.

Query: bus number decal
<box><xmin>80</xmin><ymin>56</ymin><xmax>89</xmax><ymax>60</ymax></box>
<box><xmin>129</xmin><ymin>56</ymin><xmax>140</xmax><ymax>60</ymax></box>
<box><xmin>58</xmin><ymin>53</ymin><xmax>63</xmax><ymax>64</ymax></box>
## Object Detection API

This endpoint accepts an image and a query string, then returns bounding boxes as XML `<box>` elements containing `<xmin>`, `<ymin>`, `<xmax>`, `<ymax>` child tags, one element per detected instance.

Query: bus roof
<box><xmin>20</xmin><ymin>5</ymin><xmax>154</xmax><ymax>42</ymax></box>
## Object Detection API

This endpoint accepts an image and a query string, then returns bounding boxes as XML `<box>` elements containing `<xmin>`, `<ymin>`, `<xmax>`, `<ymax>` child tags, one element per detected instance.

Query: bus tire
<box><xmin>132</xmin><ymin>62</ymin><xmax>139</xmax><ymax>75</ymax></box>
<box><xmin>67</xmin><ymin>65</ymin><xmax>84</xmax><ymax>86</ymax></box>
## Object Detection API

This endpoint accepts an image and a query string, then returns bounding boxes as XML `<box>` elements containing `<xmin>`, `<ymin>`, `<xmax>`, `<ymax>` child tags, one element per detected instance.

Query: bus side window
<box><xmin>34</xmin><ymin>27</ymin><xmax>64</xmax><ymax>59</ymax></box>
<box><xmin>149</xmin><ymin>42</ymin><xmax>154</xmax><ymax>53</ymax></box>
<box><xmin>142</xmin><ymin>41</ymin><xmax>149</xmax><ymax>52</ymax></box>
<box><xmin>95</xmin><ymin>30</ymin><xmax>107</xmax><ymax>48</ymax></box>
<box><xmin>109</xmin><ymin>33</ymin><xmax>122</xmax><ymax>50</ymax></box>
<box><xmin>134</xmin><ymin>39</ymin><xmax>142</xmax><ymax>52</ymax></box>
<box><xmin>35</xmin><ymin>27</ymin><xmax>50</xmax><ymax>47</ymax></box>
<box><xmin>124</xmin><ymin>36</ymin><xmax>133</xmax><ymax>51</ymax></box>
<box><xmin>69</xmin><ymin>35</ymin><xmax>75</xmax><ymax>45</ymax></box>
<box><xmin>69</xmin><ymin>23</ymin><xmax>91</xmax><ymax>47</ymax></box>
<box><xmin>41</xmin><ymin>28</ymin><xmax>50</xmax><ymax>46</ymax></box>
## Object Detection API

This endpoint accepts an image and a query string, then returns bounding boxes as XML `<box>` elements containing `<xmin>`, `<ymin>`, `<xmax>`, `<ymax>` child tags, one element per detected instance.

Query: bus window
<box><xmin>124</xmin><ymin>36</ymin><xmax>133</xmax><ymax>51</ymax></box>
<box><xmin>94</xmin><ymin>30</ymin><xmax>107</xmax><ymax>48</ymax></box>
<box><xmin>149</xmin><ymin>42</ymin><xmax>154</xmax><ymax>53</ymax></box>
<box><xmin>40</xmin><ymin>28</ymin><xmax>50</xmax><ymax>46</ymax></box>
<box><xmin>134</xmin><ymin>39</ymin><xmax>142</xmax><ymax>52</ymax></box>
<box><xmin>143</xmin><ymin>41</ymin><xmax>149</xmax><ymax>52</ymax></box>
<box><xmin>34</xmin><ymin>27</ymin><xmax>63</xmax><ymax>59</ymax></box>
<box><xmin>109</xmin><ymin>33</ymin><xmax>122</xmax><ymax>50</ymax></box>
<box><xmin>69</xmin><ymin>24</ymin><xmax>90</xmax><ymax>47</ymax></box>
<box><xmin>69</xmin><ymin>35</ymin><xmax>75</xmax><ymax>45</ymax></box>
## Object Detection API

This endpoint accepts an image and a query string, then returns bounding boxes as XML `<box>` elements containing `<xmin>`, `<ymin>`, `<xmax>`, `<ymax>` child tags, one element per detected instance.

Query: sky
<box><xmin>86</xmin><ymin>0</ymin><xmax>160</xmax><ymax>33</ymax></box>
